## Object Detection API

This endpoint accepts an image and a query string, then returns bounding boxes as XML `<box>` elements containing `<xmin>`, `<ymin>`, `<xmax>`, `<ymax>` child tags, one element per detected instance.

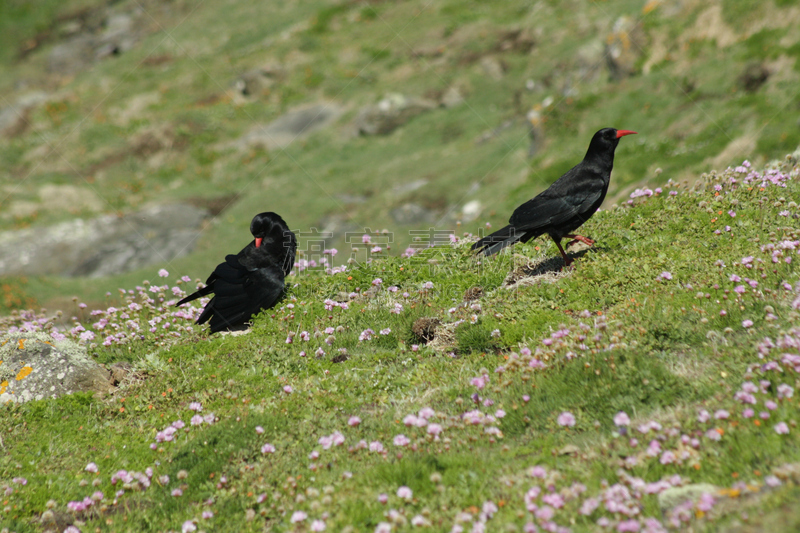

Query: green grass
<box><xmin>2</xmin><ymin>155</ymin><xmax>800</xmax><ymax>531</ymax></box>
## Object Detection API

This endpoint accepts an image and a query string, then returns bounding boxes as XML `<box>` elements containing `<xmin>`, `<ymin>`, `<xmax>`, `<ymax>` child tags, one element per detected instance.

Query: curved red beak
<box><xmin>255</xmin><ymin>238</ymin><xmax>263</xmax><ymax>248</ymax></box>
<box><xmin>616</xmin><ymin>130</ymin><xmax>637</xmax><ymax>138</ymax></box>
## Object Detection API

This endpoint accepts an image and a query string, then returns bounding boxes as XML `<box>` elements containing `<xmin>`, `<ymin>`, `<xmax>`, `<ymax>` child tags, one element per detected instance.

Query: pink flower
<box><xmin>378</xmin><ymin>493</ymin><xmax>388</xmax><ymax>504</ymax></box>
<box><xmin>181</xmin><ymin>520</ymin><xmax>197</xmax><ymax>532</ymax></box>
<box><xmin>291</xmin><ymin>511</ymin><xmax>308</xmax><ymax>523</ymax></box>
<box><xmin>397</xmin><ymin>486</ymin><xmax>413</xmax><ymax>500</ymax></box>
<box><xmin>775</xmin><ymin>422</ymin><xmax>790</xmax><ymax>435</ymax></box>
<box><xmin>348</xmin><ymin>416</ymin><xmax>361</xmax><ymax>426</ymax></box>
<box><xmin>427</xmin><ymin>423</ymin><xmax>443</xmax><ymax>436</ymax></box>
<box><xmin>742</xmin><ymin>319</ymin><xmax>753</xmax><ymax>328</ymax></box>
<box><xmin>393</xmin><ymin>434</ymin><xmax>410</xmax><ymax>446</ymax></box>
<box><xmin>255</xmin><ymin>426</ymin><xmax>264</xmax><ymax>434</ymax></box>
<box><xmin>557</xmin><ymin>411</ymin><xmax>576</xmax><ymax>427</ymax></box>
<box><xmin>188</xmin><ymin>402</ymin><xmax>203</xmax><ymax>412</ymax></box>
<box><xmin>372</xmin><ymin>278</ymin><xmax>382</xmax><ymax>285</ymax></box>
<box><xmin>311</xmin><ymin>520</ymin><xmax>326</xmax><ymax>531</ymax></box>
<box><xmin>283</xmin><ymin>385</ymin><xmax>293</xmax><ymax>394</ymax></box>
<box><xmin>369</xmin><ymin>441</ymin><xmax>384</xmax><ymax>453</ymax></box>
<box><xmin>261</xmin><ymin>443</ymin><xmax>276</xmax><ymax>454</ymax></box>
<box><xmin>158</xmin><ymin>269</ymin><xmax>169</xmax><ymax>278</ymax></box>
<box><xmin>85</xmin><ymin>462</ymin><xmax>99</xmax><ymax>473</ymax></box>
<box><xmin>659</xmin><ymin>271</ymin><xmax>672</xmax><ymax>281</ymax></box>
<box><xmin>613</xmin><ymin>411</ymin><xmax>631</xmax><ymax>426</ymax></box>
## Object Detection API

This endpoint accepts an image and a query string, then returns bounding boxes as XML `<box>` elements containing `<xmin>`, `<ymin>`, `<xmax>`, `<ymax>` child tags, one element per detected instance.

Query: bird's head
<box><xmin>250</xmin><ymin>211</ymin><xmax>288</xmax><ymax>249</ymax></box>
<box><xmin>586</xmin><ymin>128</ymin><xmax>637</xmax><ymax>157</ymax></box>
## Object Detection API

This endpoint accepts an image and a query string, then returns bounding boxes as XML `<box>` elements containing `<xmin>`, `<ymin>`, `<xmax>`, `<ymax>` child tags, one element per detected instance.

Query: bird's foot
<box><xmin>565</xmin><ymin>235</ymin><xmax>595</xmax><ymax>248</ymax></box>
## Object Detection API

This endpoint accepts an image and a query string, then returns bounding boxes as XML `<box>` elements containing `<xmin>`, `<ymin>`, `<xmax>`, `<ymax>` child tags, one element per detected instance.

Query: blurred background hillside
<box><xmin>1</xmin><ymin>0</ymin><xmax>799</xmax><ymax>311</ymax></box>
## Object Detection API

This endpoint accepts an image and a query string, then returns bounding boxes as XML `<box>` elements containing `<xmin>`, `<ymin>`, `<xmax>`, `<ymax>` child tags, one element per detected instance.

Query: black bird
<box><xmin>471</xmin><ymin>128</ymin><xmax>636</xmax><ymax>266</ymax></box>
<box><xmin>176</xmin><ymin>212</ymin><xmax>297</xmax><ymax>332</ymax></box>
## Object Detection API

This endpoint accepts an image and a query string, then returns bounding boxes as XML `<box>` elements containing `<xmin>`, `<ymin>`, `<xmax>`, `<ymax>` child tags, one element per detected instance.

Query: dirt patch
<box><xmin>412</xmin><ymin>317</ymin><xmax>441</xmax><ymax>343</ymax></box>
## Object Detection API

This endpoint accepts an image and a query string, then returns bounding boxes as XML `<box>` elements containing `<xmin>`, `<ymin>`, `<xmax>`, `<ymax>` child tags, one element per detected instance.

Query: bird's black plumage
<box><xmin>176</xmin><ymin>212</ymin><xmax>297</xmax><ymax>333</ymax></box>
<box><xmin>471</xmin><ymin>127</ymin><xmax>636</xmax><ymax>266</ymax></box>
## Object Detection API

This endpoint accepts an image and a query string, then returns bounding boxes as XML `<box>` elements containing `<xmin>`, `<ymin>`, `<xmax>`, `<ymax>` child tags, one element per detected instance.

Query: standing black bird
<box><xmin>176</xmin><ymin>212</ymin><xmax>297</xmax><ymax>333</ymax></box>
<box><xmin>471</xmin><ymin>127</ymin><xmax>636</xmax><ymax>266</ymax></box>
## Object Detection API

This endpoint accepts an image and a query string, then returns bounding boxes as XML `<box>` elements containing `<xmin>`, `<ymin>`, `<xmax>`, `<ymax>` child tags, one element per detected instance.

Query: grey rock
<box><xmin>354</xmin><ymin>94</ymin><xmax>437</xmax><ymax>136</ymax></box>
<box><xmin>605</xmin><ymin>16</ymin><xmax>646</xmax><ymax>80</ymax></box>
<box><xmin>0</xmin><ymin>332</ymin><xmax>113</xmax><ymax>404</ymax></box>
<box><xmin>235</xmin><ymin>64</ymin><xmax>284</xmax><ymax>96</ymax></box>
<box><xmin>657</xmin><ymin>483</ymin><xmax>719</xmax><ymax>513</ymax></box>
<box><xmin>0</xmin><ymin>91</ymin><xmax>48</xmax><ymax>138</ymax></box>
<box><xmin>390</xmin><ymin>203</ymin><xmax>439</xmax><ymax>225</ymax></box>
<box><xmin>230</xmin><ymin>103</ymin><xmax>341</xmax><ymax>150</ymax></box>
<box><xmin>48</xmin><ymin>35</ymin><xmax>97</xmax><ymax>74</ymax></box>
<box><xmin>0</xmin><ymin>203</ymin><xmax>209</xmax><ymax>278</ymax></box>
<box><xmin>480</xmin><ymin>56</ymin><xmax>506</xmax><ymax>80</ymax></box>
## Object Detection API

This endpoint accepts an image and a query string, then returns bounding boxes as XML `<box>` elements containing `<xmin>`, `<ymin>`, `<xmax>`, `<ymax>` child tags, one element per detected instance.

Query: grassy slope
<box><xmin>1</xmin><ymin>0</ymin><xmax>800</xmax><ymax>310</ymax></box>
<box><xmin>1</xmin><ymin>154</ymin><xmax>800</xmax><ymax>531</ymax></box>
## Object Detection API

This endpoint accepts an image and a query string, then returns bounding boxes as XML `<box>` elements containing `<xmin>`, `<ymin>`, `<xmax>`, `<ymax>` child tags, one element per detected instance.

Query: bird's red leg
<box><xmin>552</xmin><ymin>238</ymin><xmax>573</xmax><ymax>267</ymax></box>
<box><xmin>565</xmin><ymin>234</ymin><xmax>595</xmax><ymax>248</ymax></box>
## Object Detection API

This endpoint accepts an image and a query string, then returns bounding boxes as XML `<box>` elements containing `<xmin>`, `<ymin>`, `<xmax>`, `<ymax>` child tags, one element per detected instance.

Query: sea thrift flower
<box><xmin>85</xmin><ymin>462</ymin><xmax>99</xmax><ymax>473</ymax></box>
<box><xmin>291</xmin><ymin>511</ymin><xmax>308</xmax><ymax>523</ymax></box>
<box><xmin>775</xmin><ymin>422</ymin><xmax>790</xmax><ymax>435</ymax></box>
<box><xmin>283</xmin><ymin>385</ymin><xmax>293</xmax><ymax>394</ymax></box>
<box><xmin>348</xmin><ymin>416</ymin><xmax>361</xmax><ymax>426</ymax></box>
<box><xmin>158</xmin><ymin>269</ymin><xmax>169</xmax><ymax>277</ymax></box>
<box><xmin>659</xmin><ymin>271</ymin><xmax>672</xmax><ymax>281</ymax></box>
<box><xmin>393</xmin><ymin>434</ymin><xmax>410</xmax><ymax>446</ymax></box>
<box><xmin>397</xmin><ymin>486</ymin><xmax>413</xmax><ymax>500</ymax></box>
<box><xmin>742</xmin><ymin>319</ymin><xmax>753</xmax><ymax>328</ymax></box>
<box><xmin>614</xmin><ymin>411</ymin><xmax>631</xmax><ymax>426</ymax></box>
<box><xmin>311</xmin><ymin>519</ymin><xmax>326</xmax><ymax>531</ymax></box>
<box><xmin>188</xmin><ymin>402</ymin><xmax>203</xmax><ymax>412</ymax></box>
<box><xmin>261</xmin><ymin>443</ymin><xmax>276</xmax><ymax>454</ymax></box>
<box><xmin>557</xmin><ymin>412</ymin><xmax>576</xmax><ymax>427</ymax></box>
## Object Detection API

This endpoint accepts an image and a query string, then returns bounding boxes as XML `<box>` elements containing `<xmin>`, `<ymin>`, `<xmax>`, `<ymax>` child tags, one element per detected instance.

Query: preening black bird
<box><xmin>471</xmin><ymin>127</ymin><xmax>637</xmax><ymax>266</ymax></box>
<box><xmin>176</xmin><ymin>212</ymin><xmax>297</xmax><ymax>333</ymax></box>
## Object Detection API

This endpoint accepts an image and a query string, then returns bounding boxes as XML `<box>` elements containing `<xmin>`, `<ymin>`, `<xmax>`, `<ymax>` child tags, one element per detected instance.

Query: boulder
<box><xmin>0</xmin><ymin>332</ymin><xmax>113</xmax><ymax>404</ymax></box>
<box><xmin>229</xmin><ymin>103</ymin><xmax>341</xmax><ymax>150</ymax></box>
<box><xmin>0</xmin><ymin>203</ymin><xmax>209</xmax><ymax>278</ymax></box>
<box><xmin>605</xmin><ymin>16</ymin><xmax>646</xmax><ymax>80</ymax></box>
<box><xmin>354</xmin><ymin>94</ymin><xmax>437</xmax><ymax>136</ymax></box>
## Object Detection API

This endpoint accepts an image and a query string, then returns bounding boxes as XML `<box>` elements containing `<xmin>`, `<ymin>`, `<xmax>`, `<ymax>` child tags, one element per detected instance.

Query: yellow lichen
<box><xmin>18</xmin><ymin>339</ymin><xmax>26</xmax><ymax>350</ymax></box>
<box><xmin>16</xmin><ymin>365</ymin><xmax>33</xmax><ymax>381</ymax></box>
<box><xmin>0</xmin><ymin>380</ymin><xmax>7</xmax><ymax>394</ymax></box>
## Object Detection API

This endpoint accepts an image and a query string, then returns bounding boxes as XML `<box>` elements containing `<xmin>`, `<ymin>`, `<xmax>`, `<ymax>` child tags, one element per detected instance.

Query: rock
<box><xmin>354</xmin><ymin>94</ymin><xmax>437</xmax><ymax>136</ymax></box>
<box><xmin>480</xmin><ymin>56</ymin><xmax>507</xmax><ymax>80</ymax></box>
<box><xmin>657</xmin><ymin>483</ymin><xmax>719</xmax><ymax>513</ymax></box>
<box><xmin>230</xmin><ymin>103</ymin><xmax>341</xmax><ymax>150</ymax></box>
<box><xmin>47</xmin><ymin>9</ymin><xmax>145</xmax><ymax>75</ymax></box>
<box><xmin>605</xmin><ymin>16</ymin><xmax>646</xmax><ymax>80</ymax></box>
<box><xmin>389</xmin><ymin>203</ymin><xmax>439</xmax><ymax>225</ymax></box>
<box><xmin>235</xmin><ymin>64</ymin><xmax>285</xmax><ymax>96</ymax></box>
<box><xmin>0</xmin><ymin>332</ymin><xmax>113</xmax><ymax>404</ymax></box>
<box><xmin>440</xmin><ymin>85</ymin><xmax>466</xmax><ymax>108</ymax></box>
<box><xmin>0</xmin><ymin>203</ymin><xmax>210</xmax><ymax>278</ymax></box>
<box><xmin>48</xmin><ymin>35</ymin><xmax>96</xmax><ymax>75</ymax></box>
<box><xmin>461</xmin><ymin>200</ymin><xmax>482</xmax><ymax>222</ymax></box>
<box><xmin>0</xmin><ymin>92</ymin><xmax>48</xmax><ymax>138</ymax></box>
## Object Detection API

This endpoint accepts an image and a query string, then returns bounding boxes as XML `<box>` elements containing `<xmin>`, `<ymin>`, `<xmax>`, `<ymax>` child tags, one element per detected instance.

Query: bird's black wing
<box><xmin>175</xmin><ymin>271</ymin><xmax>219</xmax><ymax>306</ymax></box>
<box><xmin>280</xmin><ymin>229</ymin><xmax>297</xmax><ymax>277</ymax></box>
<box><xmin>509</xmin><ymin>167</ymin><xmax>606</xmax><ymax>232</ymax></box>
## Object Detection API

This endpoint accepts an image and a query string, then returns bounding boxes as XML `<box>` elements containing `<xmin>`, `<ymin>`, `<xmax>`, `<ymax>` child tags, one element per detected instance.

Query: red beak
<box><xmin>255</xmin><ymin>238</ymin><xmax>263</xmax><ymax>248</ymax></box>
<box><xmin>616</xmin><ymin>130</ymin><xmax>637</xmax><ymax>138</ymax></box>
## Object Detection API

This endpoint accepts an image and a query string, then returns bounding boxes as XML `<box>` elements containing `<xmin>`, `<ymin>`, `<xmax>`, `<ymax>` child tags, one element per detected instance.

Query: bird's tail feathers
<box><xmin>471</xmin><ymin>225</ymin><xmax>525</xmax><ymax>256</ymax></box>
